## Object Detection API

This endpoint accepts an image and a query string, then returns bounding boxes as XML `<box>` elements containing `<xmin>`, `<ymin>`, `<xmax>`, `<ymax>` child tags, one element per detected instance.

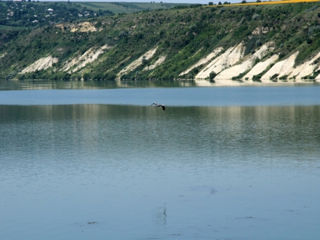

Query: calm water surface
<box><xmin>1</xmin><ymin>86</ymin><xmax>320</xmax><ymax>106</ymax></box>
<box><xmin>0</xmin><ymin>86</ymin><xmax>320</xmax><ymax>240</ymax></box>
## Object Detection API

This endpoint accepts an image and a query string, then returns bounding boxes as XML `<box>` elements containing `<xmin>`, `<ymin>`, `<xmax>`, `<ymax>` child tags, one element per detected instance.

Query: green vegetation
<box><xmin>77</xmin><ymin>2</ymin><xmax>185</xmax><ymax>14</ymax></box>
<box><xmin>270</xmin><ymin>73</ymin><xmax>279</xmax><ymax>81</ymax></box>
<box><xmin>0</xmin><ymin>1</ymin><xmax>182</xmax><ymax>27</ymax></box>
<box><xmin>0</xmin><ymin>2</ymin><xmax>320</xmax><ymax>81</ymax></box>
<box><xmin>0</xmin><ymin>1</ymin><xmax>112</xmax><ymax>28</ymax></box>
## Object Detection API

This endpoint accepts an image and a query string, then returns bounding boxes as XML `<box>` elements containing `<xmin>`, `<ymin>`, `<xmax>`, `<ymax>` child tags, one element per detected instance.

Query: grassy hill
<box><xmin>77</xmin><ymin>2</ymin><xmax>186</xmax><ymax>14</ymax></box>
<box><xmin>0</xmin><ymin>2</ymin><xmax>320</xmax><ymax>83</ymax></box>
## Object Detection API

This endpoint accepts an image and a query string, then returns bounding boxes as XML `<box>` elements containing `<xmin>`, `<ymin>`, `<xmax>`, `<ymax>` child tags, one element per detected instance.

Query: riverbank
<box><xmin>1</xmin><ymin>3</ymin><xmax>320</xmax><ymax>82</ymax></box>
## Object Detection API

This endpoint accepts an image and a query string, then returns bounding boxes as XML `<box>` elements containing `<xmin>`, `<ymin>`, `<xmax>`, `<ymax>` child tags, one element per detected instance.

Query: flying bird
<box><xmin>151</xmin><ymin>102</ymin><xmax>166</xmax><ymax>111</ymax></box>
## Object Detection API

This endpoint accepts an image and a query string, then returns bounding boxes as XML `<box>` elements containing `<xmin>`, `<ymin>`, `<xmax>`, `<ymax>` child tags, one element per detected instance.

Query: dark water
<box><xmin>0</xmin><ymin>104</ymin><xmax>320</xmax><ymax>240</ymax></box>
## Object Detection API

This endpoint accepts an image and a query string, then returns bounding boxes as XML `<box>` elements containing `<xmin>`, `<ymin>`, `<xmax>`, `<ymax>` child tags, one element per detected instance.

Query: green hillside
<box><xmin>0</xmin><ymin>1</ymin><xmax>112</xmax><ymax>28</ymax></box>
<box><xmin>0</xmin><ymin>1</ymin><xmax>182</xmax><ymax>28</ymax></box>
<box><xmin>77</xmin><ymin>2</ymin><xmax>186</xmax><ymax>14</ymax></box>
<box><xmin>0</xmin><ymin>2</ymin><xmax>320</xmax><ymax>82</ymax></box>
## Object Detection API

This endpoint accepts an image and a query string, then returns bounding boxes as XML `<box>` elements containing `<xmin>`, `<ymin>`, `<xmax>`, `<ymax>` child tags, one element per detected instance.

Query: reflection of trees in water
<box><xmin>1</xmin><ymin>105</ymin><xmax>320</xmax><ymax>165</ymax></box>
<box><xmin>177</xmin><ymin>105</ymin><xmax>320</xmax><ymax>163</ymax></box>
<box><xmin>0</xmin><ymin>79</ymin><xmax>195</xmax><ymax>91</ymax></box>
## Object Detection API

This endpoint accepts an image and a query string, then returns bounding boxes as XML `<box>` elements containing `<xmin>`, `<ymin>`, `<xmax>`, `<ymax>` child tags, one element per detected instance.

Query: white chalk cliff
<box><xmin>174</xmin><ymin>42</ymin><xmax>320</xmax><ymax>85</ymax></box>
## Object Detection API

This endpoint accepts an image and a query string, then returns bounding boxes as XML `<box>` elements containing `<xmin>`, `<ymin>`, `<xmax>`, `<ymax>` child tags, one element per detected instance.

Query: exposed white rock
<box><xmin>195</xmin><ymin>42</ymin><xmax>245</xmax><ymax>80</ymax></box>
<box><xmin>0</xmin><ymin>52</ymin><xmax>6</xmax><ymax>59</ymax></box>
<box><xmin>260</xmin><ymin>52</ymin><xmax>299</xmax><ymax>82</ymax></box>
<box><xmin>62</xmin><ymin>44</ymin><xmax>110</xmax><ymax>73</ymax></box>
<box><xmin>143</xmin><ymin>55</ymin><xmax>166</xmax><ymax>71</ymax></box>
<box><xmin>243</xmin><ymin>55</ymin><xmax>279</xmax><ymax>81</ymax></box>
<box><xmin>288</xmin><ymin>52</ymin><xmax>320</xmax><ymax>81</ymax></box>
<box><xmin>21</xmin><ymin>56</ymin><xmax>58</xmax><ymax>74</ymax></box>
<box><xmin>179</xmin><ymin>47</ymin><xmax>223</xmax><ymax>76</ymax></box>
<box><xmin>315</xmin><ymin>64</ymin><xmax>320</xmax><ymax>82</ymax></box>
<box><xmin>117</xmin><ymin>47</ymin><xmax>158</xmax><ymax>80</ymax></box>
<box><xmin>70</xmin><ymin>22</ymin><xmax>97</xmax><ymax>33</ymax></box>
<box><xmin>251</xmin><ymin>26</ymin><xmax>270</xmax><ymax>36</ymax></box>
<box><xmin>193</xmin><ymin>47</ymin><xmax>320</xmax><ymax>85</ymax></box>
<box><xmin>214</xmin><ymin>42</ymin><xmax>274</xmax><ymax>81</ymax></box>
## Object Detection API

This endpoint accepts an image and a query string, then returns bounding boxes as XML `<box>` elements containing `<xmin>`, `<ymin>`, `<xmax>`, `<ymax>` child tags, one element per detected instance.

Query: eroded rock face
<box><xmin>195</xmin><ymin>42</ymin><xmax>245</xmax><ymax>80</ymax></box>
<box><xmin>181</xmin><ymin>40</ymin><xmax>320</xmax><ymax>85</ymax></box>
<box><xmin>179</xmin><ymin>47</ymin><xmax>223</xmax><ymax>77</ymax></box>
<box><xmin>214</xmin><ymin>42</ymin><xmax>274</xmax><ymax>81</ymax></box>
<box><xmin>62</xmin><ymin>45</ymin><xmax>110</xmax><ymax>73</ymax></box>
<box><xmin>288</xmin><ymin>52</ymin><xmax>320</xmax><ymax>81</ymax></box>
<box><xmin>260</xmin><ymin>52</ymin><xmax>299</xmax><ymax>82</ymax></box>
<box><xmin>243</xmin><ymin>55</ymin><xmax>279</xmax><ymax>81</ymax></box>
<box><xmin>21</xmin><ymin>56</ymin><xmax>58</xmax><ymax>74</ymax></box>
<box><xmin>116</xmin><ymin>46</ymin><xmax>158</xmax><ymax>80</ymax></box>
<box><xmin>56</xmin><ymin>22</ymin><xmax>97</xmax><ymax>33</ymax></box>
<box><xmin>70</xmin><ymin>22</ymin><xmax>97</xmax><ymax>33</ymax></box>
<box><xmin>143</xmin><ymin>55</ymin><xmax>167</xmax><ymax>71</ymax></box>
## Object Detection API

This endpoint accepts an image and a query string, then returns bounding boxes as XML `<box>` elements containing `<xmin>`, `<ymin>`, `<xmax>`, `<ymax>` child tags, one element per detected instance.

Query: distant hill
<box><xmin>0</xmin><ymin>1</ymin><xmax>111</xmax><ymax>28</ymax></box>
<box><xmin>1</xmin><ymin>2</ymin><xmax>320</xmax><ymax>85</ymax></box>
<box><xmin>0</xmin><ymin>1</ymin><xmax>183</xmax><ymax>28</ymax></box>
<box><xmin>76</xmin><ymin>2</ymin><xmax>187</xmax><ymax>14</ymax></box>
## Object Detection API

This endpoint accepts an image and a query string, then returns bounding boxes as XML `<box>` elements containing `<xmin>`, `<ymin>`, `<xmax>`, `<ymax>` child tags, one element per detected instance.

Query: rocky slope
<box><xmin>1</xmin><ymin>2</ymin><xmax>320</xmax><ymax>85</ymax></box>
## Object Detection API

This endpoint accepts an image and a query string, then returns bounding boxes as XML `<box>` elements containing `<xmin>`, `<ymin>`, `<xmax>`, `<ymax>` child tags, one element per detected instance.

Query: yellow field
<box><xmin>209</xmin><ymin>0</ymin><xmax>319</xmax><ymax>7</ymax></box>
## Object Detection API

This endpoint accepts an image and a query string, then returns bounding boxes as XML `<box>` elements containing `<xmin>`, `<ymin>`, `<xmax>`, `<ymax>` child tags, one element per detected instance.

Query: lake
<box><xmin>0</xmin><ymin>85</ymin><xmax>320</xmax><ymax>240</ymax></box>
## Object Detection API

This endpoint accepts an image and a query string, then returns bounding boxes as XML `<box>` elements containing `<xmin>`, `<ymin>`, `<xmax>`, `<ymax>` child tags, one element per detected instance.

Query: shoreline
<box><xmin>193</xmin><ymin>79</ymin><xmax>320</xmax><ymax>87</ymax></box>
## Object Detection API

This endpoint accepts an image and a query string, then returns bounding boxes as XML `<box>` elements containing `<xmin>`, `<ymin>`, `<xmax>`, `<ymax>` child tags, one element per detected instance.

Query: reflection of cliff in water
<box><xmin>0</xmin><ymin>79</ymin><xmax>195</xmax><ymax>90</ymax></box>
<box><xmin>1</xmin><ymin>105</ymin><xmax>319</xmax><ymax>167</ymax></box>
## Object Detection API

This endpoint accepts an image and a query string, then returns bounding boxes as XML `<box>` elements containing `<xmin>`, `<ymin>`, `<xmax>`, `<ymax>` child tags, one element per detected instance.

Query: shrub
<box><xmin>209</xmin><ymin>71</ymin><xmax>216</xmax><ymax>82</ymax></box>
<box><xmin>252</xmin><ymin>74</ymin><xmax>262</xmax><ymax>82</ymax></box>
<box><xmin>270</xmin><ymin>74</ymin><xmax>279</xmax><ymax>81</ymax></box>
<box><xmin>279</xmin><ymin>75</ymin><xmax>288</xmax><ymax>81</ymax></box>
